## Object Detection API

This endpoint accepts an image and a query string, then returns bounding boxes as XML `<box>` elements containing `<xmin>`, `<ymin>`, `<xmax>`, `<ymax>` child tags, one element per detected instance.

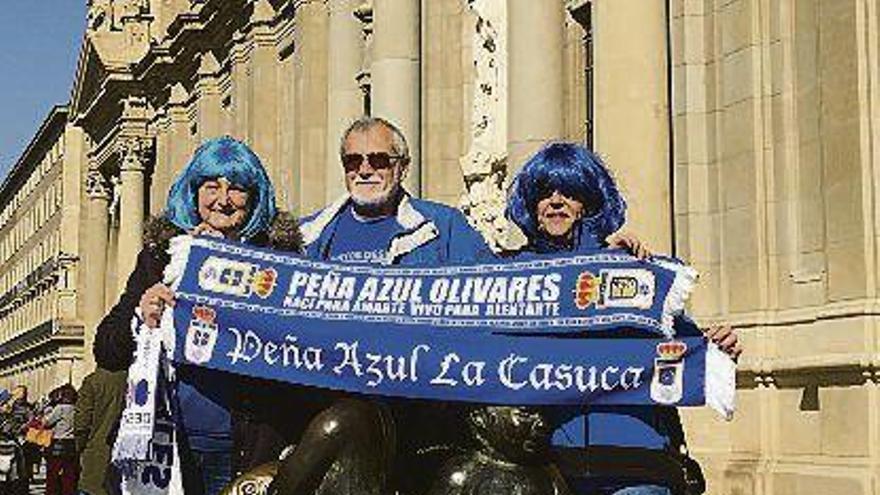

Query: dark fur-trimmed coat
<box><xmin>92</xmin><ymin>213</ymin><xmax>304</xmax><ymax>475</ymax></box>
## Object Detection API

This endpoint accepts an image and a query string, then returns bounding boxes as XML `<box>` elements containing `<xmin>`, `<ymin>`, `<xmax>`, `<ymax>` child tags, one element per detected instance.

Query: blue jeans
<box><xmin>190</xmin><ymin>451</ymin><xmax>233</xmax><ymax>495</ymax></box>
<box><xmin>609</xmin><ymin>485</ymin><xmax>672</xmax><ymax>495</ymax></box>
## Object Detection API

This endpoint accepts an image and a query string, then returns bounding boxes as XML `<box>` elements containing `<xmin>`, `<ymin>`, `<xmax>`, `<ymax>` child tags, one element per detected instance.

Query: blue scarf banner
<box><xmin>164</xmin><ymin>237</ymin><xmax>719</xmax><ymax>407</ymax></box>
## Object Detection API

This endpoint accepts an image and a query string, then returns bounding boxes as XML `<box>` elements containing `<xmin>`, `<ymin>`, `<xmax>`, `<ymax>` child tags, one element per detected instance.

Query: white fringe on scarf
<box><xmin>705</xmin><ymin>343</ymin><xmax>737</xmax><ymax>420</ymax></box>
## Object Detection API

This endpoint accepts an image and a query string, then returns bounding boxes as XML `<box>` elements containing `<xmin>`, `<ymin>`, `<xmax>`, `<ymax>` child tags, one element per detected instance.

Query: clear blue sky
<box><xmin>0</xmin><ymin>2</ymin><xmax>85</xmax><ymax>180</ymax></box>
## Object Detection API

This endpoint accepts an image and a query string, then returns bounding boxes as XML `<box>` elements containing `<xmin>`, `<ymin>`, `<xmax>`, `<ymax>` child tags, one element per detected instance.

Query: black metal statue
<box><xmin>426</xmin><ymin>406</ymin><xmax>571</xmax><ymax>495</ymax></box>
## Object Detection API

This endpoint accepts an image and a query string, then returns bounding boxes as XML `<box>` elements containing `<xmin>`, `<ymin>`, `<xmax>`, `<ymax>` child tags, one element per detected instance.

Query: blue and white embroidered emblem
<box><xmin>184</xmin><ymin>306</ymin><xmax>219</xmax><ymax>364</ymax></box>
<box><xmin>650</xmin><ymin>340</ymin><xmax>687</xmax><ymax>405</ymax></box>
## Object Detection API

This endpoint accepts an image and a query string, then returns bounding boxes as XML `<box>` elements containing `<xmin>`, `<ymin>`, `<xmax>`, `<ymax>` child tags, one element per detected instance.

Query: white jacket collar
<box><xmin>300</xmin><ymin>193</ymin><xmax>438</xmax><ymax>263</ymax></box>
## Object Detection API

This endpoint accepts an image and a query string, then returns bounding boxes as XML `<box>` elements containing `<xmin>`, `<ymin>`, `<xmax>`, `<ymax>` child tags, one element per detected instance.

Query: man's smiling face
<box><xmin>342</xmin><ymin>124</ymin><xmax>407</xmax><ymax>210</ymax></box>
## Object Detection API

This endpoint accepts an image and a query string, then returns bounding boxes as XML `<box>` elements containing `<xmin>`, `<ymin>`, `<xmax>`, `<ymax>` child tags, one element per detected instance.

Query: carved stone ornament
<box><xmin>458</xmin><ymin>0</ymin><xmax>509</xmax><ymax>250</ymax></box>
<box><xmin>108</xmin><ymin>175</ymin><xmax>122</xmax><ymax>226</ymax></box>
<box><xmin>85</xmin><ymin>169</ymin><xmax>111</xmax><ymax>199</ymax></box>
<box><xmin>87</xmin><ymin>0</ymin><xmax>112</xmax><ymax>31</ymax></box>
<box><xmin>116</xmin><ymin>138</ymin><xmax>152</xmax><ymax>172</ymax></box>
<box><xmin>87</xmin><ymin>0</ymin><xmax>148</xmax><ymax>31</ymax></box>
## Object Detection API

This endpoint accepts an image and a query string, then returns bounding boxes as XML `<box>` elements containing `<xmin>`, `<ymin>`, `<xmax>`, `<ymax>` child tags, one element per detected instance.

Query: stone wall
<box><xmin>670</xmin><ymin>0</ymin><xmax>880</xmax><ymax>493</ymax></box>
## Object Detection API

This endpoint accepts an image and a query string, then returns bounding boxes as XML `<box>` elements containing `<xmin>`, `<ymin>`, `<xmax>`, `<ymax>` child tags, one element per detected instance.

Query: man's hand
<box><xmin>704</xmin><ymin>324</ymin><xmax>742</xmax><ymax>362</ymax></box>
<box><xmin>606</xmin><ymin>231</ymin><xmax>651</xmax><ymax>259</ymax></box>
<box><xmin>139</xmin><ymin>283</ymin><xmax>175</xmax><ymax>329</ymax></box>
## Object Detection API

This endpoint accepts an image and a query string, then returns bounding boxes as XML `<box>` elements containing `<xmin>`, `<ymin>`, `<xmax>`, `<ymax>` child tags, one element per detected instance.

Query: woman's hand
<box><xmin>190</xmin><ymin>222</ymin><xmax>226</xmax><ymax>238</ymax></box>
<box><xmin>139</xmin><ymin>283</ymin><xmax>175</xmax><ymax>329</ymax></box>
<box><xmin>606</xmin><ymin>231</ymin><xmax>651</xmax><ymax>259</ymax></box>
<box><xmin>704</xmin><ymin>324</ymin><xmax>742</xmax><ymax>362</ymax></box>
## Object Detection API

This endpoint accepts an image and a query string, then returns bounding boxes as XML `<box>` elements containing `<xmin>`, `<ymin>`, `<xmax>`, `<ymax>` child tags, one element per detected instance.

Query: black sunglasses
<box><xmin>341</xmin><ymin>152</ymin><xmax>406</xmax><ymax>172</ymax></box>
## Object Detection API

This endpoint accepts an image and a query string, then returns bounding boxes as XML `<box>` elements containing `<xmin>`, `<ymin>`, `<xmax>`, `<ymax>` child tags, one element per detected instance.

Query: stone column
<box><xmin>195</xmin><ymin>51</ymin><xmax>223</xmax><ymax>142</ymax></box>
<box><xmin>326</xmin><ymin>0</ymin><xmax>364</xmax><ymax>201</ymax></box>
<box><xmin>507</xmin><ymin>0</ymin><xmax>565</xmax><ymax>173</ymax></box>
<box><xmin>592</xmin><ymin>1</ymin><xmax>671</xmax><ymax>251</ymax></box>
<box><xmin>82</xmin><ymin>169</ymin><xmax>110</xmax><ymax>372</ymax></box>
<box><xmin>116</xmin><ymin>139</ymin><xmax>148</xmax><ymax>296</ymax></box>
<box><xmin>294</xmin><ymin>0</ymin><xmax>329</xmax><ymax>214</ymax></box>
<box><xmin>251</xmin><ymin>2</ymin><xmax>283</xmax><ymax>192</ymax></box>
<box><xmin>167</xmin><ymin>83</ymin><xmax>193</xmax><ymax>178</ymax></box>
<box><xmin>371</xmin><ymin>0</ymin><xmax>421</xmax><ymax>195</ymax></box>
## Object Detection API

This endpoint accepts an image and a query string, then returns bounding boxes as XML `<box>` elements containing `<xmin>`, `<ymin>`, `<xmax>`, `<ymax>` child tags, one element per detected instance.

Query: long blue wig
<box><xmin>165</xmin><ymin>136</ymin><xmax>277</xmax><ymax>241</ymax></box>
<box><xmin>506</xmin><ymin>142</ymin><xmax>626</xmax><ymax>246</ymax></box>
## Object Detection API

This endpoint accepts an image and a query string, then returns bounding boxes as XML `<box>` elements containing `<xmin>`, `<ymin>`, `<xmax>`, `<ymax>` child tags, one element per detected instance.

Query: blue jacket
<box><xmin>509</xmin><ymin>226</ymin><xmax>699</xmax><ymax>487</ymax></box>
<box><xmin>299</xmin><ymin>193</ymin><xmax>490</xmax><ymax>265</ymax></box>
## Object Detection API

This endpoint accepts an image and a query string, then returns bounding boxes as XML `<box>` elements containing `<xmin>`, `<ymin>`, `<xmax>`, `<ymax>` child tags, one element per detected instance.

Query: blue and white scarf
<box><xmin>171</xmin><ymin>236</ymin><xmax>733</xmax><ymax>410</ymax></box>
<box><xmin>112</xmin><ymin>238</ymin><xmax>189</xmax><ymax>495</ymax></box>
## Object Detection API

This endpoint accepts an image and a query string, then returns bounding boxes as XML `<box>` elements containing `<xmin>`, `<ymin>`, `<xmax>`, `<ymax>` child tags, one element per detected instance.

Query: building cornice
<box><xmin>0</xmin><ymin>319</ymin><xmax>84</xmax><ymax>366</ymax></box>
<box><xmin>0</xmin><ymin>107</ymin><xmax>68</xmax><ymax>207</ymax></box>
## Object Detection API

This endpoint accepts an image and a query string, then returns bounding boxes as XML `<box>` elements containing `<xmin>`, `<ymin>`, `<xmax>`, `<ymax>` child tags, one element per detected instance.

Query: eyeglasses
<box><xmin>341</xmin><ymin>152</ymin><xmax>406</xmax><ymax>172</ymax></box>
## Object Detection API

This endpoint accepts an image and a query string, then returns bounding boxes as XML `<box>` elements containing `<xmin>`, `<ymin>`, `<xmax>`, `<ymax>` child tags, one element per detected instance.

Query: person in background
<box><xmin>74</xmin><ymin>367</ymin><xmax>127</xmax><ymax>495</ymax></box>
<box><xmin>504</xmin><ymin>142</ymin><xmax>740</xmax><ymax>495</ymax></box>
<box><xmin>43</xmin><ymin>384</ymin><xmax>79</xmax><ymax>495</ymax></box>
<box><xmin>2</xmin><ymin>385</ymin><xmax>38</xmax><ymax>495</ymax></box>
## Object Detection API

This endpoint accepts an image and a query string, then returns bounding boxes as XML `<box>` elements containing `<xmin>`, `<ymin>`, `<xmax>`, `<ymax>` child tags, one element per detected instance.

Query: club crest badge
<box><xmin>573</xmin><ymin>271</ymin><xmax>600</xmax><ymax>309</ymax></box>
<box><xmin>185</xmin><ymin>305</ymin><xmax>219</xmax><ymax>364</ymax></box>
<box><xmin>198</xmin><ymin>256</ymin><xmax>278</xmax><ymax>299</ymax></box>
<box><xmin>650</xmin><ymin>340</ymin><xmax>687</xmax><ymax>405</ymax></box>
<box><xmin>596</xmin><ymin>269</ymin><xmax>655</xmax><ymax>310</ymax></box>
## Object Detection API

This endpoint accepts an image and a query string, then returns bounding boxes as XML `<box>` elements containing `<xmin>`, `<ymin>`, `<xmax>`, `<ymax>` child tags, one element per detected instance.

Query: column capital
<box><xmin>116</xmin><ymin>137</ymin><xmax>152</xmax><ymax>173</ymax></box>
<box><xmin>85</xmin><ymin>169</ymin><xmax>111</xmax><ymax>200</ymax></box>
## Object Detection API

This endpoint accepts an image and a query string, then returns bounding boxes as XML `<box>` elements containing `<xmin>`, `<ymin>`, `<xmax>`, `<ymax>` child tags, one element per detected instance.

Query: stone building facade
<box><xmin>0</xmin><ymin>106</ymin><xmax>86</xmax><ymax>397</ymax></box>
<box><xmin>1</xmin><ymin>0</ymin><xmax>879</xmax><ymax>493</ymax></box>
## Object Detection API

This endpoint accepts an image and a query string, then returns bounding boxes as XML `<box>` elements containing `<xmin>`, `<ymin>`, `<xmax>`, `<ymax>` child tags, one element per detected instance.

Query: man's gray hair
<box><xmin>339</xmin><ymin>116</ymin><xmax>410</xmax><ymax>161</ymax></box>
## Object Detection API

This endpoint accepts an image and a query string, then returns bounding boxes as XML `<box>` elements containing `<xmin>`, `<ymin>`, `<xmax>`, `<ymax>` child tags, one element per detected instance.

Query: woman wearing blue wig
<box><xmin>505</xmin><ymin>143</ymin><xmax>740</xmax><ymax>495</ymax></box>
<box><xmin>93</xmin><ymin>136</ymin><xmax>304</xmax><ymax>495</ymax></box>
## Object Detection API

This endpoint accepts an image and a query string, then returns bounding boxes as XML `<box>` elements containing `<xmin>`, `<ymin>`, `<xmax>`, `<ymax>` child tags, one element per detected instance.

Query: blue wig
<box><xmin>165</xmin><ymin>136</ymin><xmax>277</xmax><ymax>241</ymax></box>
<box><xmin>506</xmin><ymin>142</ymin><xmax>626</xmax><ymax>246</ymax></box>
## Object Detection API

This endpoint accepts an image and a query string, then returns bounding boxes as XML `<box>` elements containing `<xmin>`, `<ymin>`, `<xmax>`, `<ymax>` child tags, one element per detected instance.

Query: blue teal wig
<box><xmin>164</xmin><ymin>136</ymin><xmax>277</xmax><ymax>241</ymax></box>
<box><xmin>506</xmin><ymin>142</ymin><xmax>626</xmax><ymax>244</ymax></box>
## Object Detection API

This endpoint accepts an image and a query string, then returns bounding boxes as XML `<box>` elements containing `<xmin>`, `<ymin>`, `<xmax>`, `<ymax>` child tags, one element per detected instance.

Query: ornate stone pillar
<box><xmin>371</xmin><ymin>0</ymin><xmax>421</xmax><ymax>195</ymax></box>
<box><xmin>506</xmin><ymin>0</ymin><xmax>565</xmax><ymax>172</ymax></box>
<box><xmin>326</xmin><ymin>0</ymin><xmax>365</xmax><ymax>201</ymax></box>
<box><xmin>82</xmin><ymin>169</ymin><xmax>110</xmax><ymax>372</ymax></box>
<box><xmin>116</xmin><ymin>138</ymin><xmax>149</xmax><ymax>296</ymax></box>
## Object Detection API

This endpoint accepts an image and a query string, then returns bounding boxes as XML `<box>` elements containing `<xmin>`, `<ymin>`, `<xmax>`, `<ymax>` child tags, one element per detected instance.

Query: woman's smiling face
<box><xmin>196</xmin><ymin>177</ymin><xmax>250</xmax><ymax>237</ymax></box>
<box><xmin>536</xmin><ymin>190</ymin><xmax>584</xmax><ymax>239</ymax></box>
